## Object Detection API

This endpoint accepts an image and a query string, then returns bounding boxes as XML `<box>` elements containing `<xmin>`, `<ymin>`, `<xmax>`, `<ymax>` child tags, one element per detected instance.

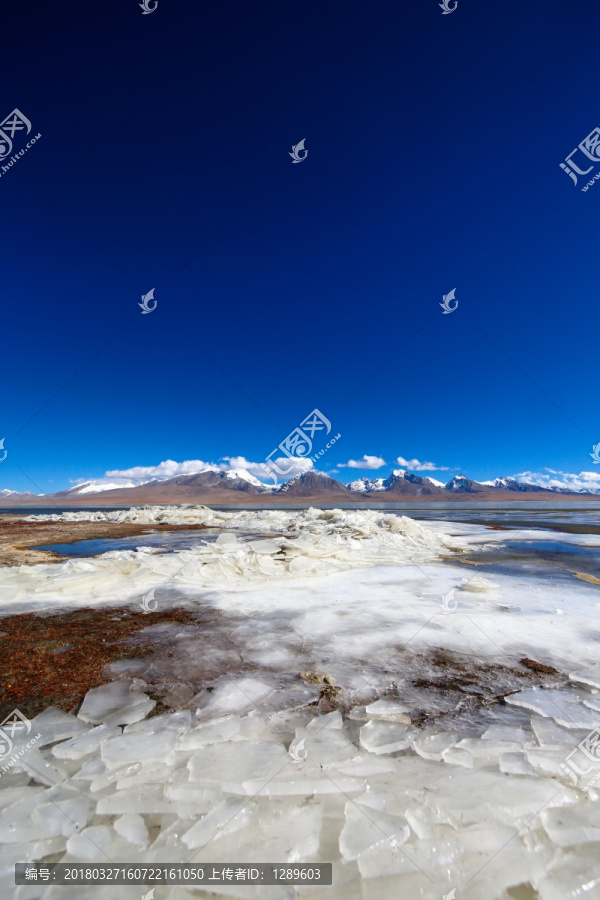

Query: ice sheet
<box><xmin>2</xmin><ymin>505</ymin><xmax>600</xmax><ymax>899</ymax></box>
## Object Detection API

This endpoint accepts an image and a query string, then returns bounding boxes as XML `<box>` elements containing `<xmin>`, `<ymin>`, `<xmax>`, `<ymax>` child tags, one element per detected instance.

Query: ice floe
<box><xmin>1</xmin><ymin>506</ymin><xmax>600</xmax><ymax>898</ymax></box>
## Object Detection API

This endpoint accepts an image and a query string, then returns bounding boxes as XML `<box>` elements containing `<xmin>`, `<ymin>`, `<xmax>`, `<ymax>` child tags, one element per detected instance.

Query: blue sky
<box><xmin>1</xmin><ymin>0</ymin><xmax>600</xmax><ymax>494</ymax></box>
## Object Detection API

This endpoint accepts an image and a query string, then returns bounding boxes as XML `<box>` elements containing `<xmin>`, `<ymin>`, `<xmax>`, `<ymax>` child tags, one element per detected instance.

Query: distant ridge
<box><xmin>275</xmin><ymin>471</ymin><xmax>354</xmax><ymax>499</ymax></box>
<box><xmin>1</xmin><ymin>467</ymin><xmax>599</xmax><ymax>507</ymax></box>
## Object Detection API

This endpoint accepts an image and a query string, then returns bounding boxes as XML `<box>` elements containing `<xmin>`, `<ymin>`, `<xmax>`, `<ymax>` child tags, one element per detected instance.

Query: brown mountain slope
<box><xmin>275</xmin><ymin>471</ymin><xmax>355</xmax><ymax>499</ymax></box>
<box><xmin>375</xmin><ymin>473</ymin><xmax>447</xmax><ymax>498</ymax></box>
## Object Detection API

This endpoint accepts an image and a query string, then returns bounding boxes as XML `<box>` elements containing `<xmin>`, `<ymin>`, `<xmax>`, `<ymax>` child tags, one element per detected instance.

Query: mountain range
<box><xmin>1</xmin><ymin>468</ymin><xmax>598</xmax><ymax>507</ymax></box>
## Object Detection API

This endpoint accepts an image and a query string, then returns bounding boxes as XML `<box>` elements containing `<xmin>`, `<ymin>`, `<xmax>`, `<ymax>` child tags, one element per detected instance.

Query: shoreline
<box><xmin>0</xmin><ymin>519</ymin><xmax>208</xmax><ymax>567</ymax></box>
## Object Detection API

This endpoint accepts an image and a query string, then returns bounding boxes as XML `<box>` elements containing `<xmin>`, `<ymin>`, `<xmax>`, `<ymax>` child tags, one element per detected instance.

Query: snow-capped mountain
<box><xmin>2</xmin><ymin>463</ymin><xmax>600</xmax><ymax>507</ymax></box>
<box><xmin>0</xmin><ymin>488</ymin><xmax>38</xmax><ymax>498</ymax></box>
<box><xmin>345</xmin><ymin>477</ymin><xmax>386</xmax><ymax>492</ymax></box>
<box><xmin>479</xmin><ymin>476</ymin><xmax>600</xmax><ymax>495</ymax></box>
<box><xmin>60</xmin><ymin>467</ymin><xmax>268</xmax><ymax>497</ymax></box>
<box><xmin>444</xmin><ymin>475</ymin><xmax>485</xmax><ymax>493</ymax></box>
<box><xmin>379</xmin><ymin>470</ymin><xmax>447</xmax><ymax>497</ymax></box>
<box><xmin>480</xmin><ymin>477</ymin><xmax>548</xmax><ymax>493</ymax></box>
<box><xmin>276</xmin><ymin>472</ymin><xmax>353</xmax><ymax>498</ymax></box>
<box><xmin>424</xmin><ymin>476</ymin><xmax>445</xmax><ymax>488</ymax></box>
<box><xmin>222</xmin><ymin>468</ymin><xmax>267</xmax><ymax>488</ymax></box>
<box><xmin>63</xmin><ymin>481</ymin><xmax>139</xmax><ymax>496</ymax></box>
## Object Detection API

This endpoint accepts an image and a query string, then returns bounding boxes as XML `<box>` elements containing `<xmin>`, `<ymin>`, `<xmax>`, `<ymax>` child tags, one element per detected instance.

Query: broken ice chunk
<box><xmin>339</xmin><ymin>801</ymin><xmax>410</xmax><ymax>861</ymax></box>
<box><xmin>187</xmin><ymin>740</ymin><xmax>290</xmax><ymax>790</ymax></box>
<box><xmin>0</xmin><ymin>786</ymin><xmax>39</xmax><ymax>813</ymax></box>
<box><xmin>31</xmin><ymin>788</ymin><xmax>92</xmax><ymax>838</ymax></box>
<box><xmin>214</xmin><ymin>532</ymin><xmax>239</xmax><ymax>545</ymax></box>
<box><xmin>359</xmin><ymin>721</ymin><xmax>416</xmax><ymax>755</ymax></box>
<box><xmin>96</xmin><ymin>785</ymin><xmax>177</xmax><ymax>815</ymax></box>
<box><xmin>78</xmin><ymin>681</ymin><xmax>155</xmax><ymax>726</ymax></box>
<box><xmin>187</xmin><ymin>799</ymin><xmax>322</xmax><ymax>865</ymax></box>
<box><xmin>306</xmin><ymin>710</ymin><xmax>344</xmax><ymax>731</ymax></box>
<box><xmin>453</xmin><ymin>737</ymin><xmax>525</xmax><ymax>759</ymax></box>
<box><xmin>569</xmin><ymin>663</ymin><xmax>600</xmax><ymax>689</ymax></box>
<box><xmin>441</xmin><ymin>746</ymin><xmax>474</xmax><ymax>768</ymax></box>
<box><xmin>89</xmin><ymin>761</ymin><xmax>140</xmax><ymax>793</ymax></box>
<box><xmin>100</xmin><ymin>729</ymin><xmax>179</xmax><ymax>769</ymax></box>
<box><xmin>181</xmin><ymin>797</ymin><xmax>258</xmax><ymax>849</ymax></box>
<box><xmin>412</xmin><ymin>731</ymin><xmax>458</xmax><ymax>761</ymax></box>
<box><xmin>530</xmin><ymin>715</ymin><xmax>588</xmax><ymax>748</ymax></box>
<box><xmin>178</xmin><ymin>715</ymin><xmax>241</xmax><ymax>750</ymax></box>
<box><xmin>30</xmin><ymin>706</ymin><xmax>91</xmax><ymax>747</ymax></box>
<box><xmin>52</xmin><ymin>724</ymin><xmax>121</xmax><ymax>760</ymax></box>
<box><xmin>535</xmin><ymin>845</ymin><xmax>600</xmax><ymax>900</ymax></box>
<box><xmin>363</xmin><ymin>700</ymin><xmax>412</xmax><ymax>724</ymax></box>
<box><xmin>0</xmin><ymin>792</ymin><xmax>59</xmax><ymax>843</ymax></box>
<box><xmin>506</xmin><ymin>688</ymin><xmax>600</xmax><ymax>729</ymax></box>
<box><xmin>428</xmin><ymin>768</ymin><xmax>577</xmax><ymax>829</ymax></box>
<box><xmin>196</xmin><ymin>677</ymin><xmax>275</xmax><ymax>718</ymax></box>
<box><xmin>336</xmin><ymin>756</ymin><xmax>397</xmax><ymax>777</ymax></box>
<box><xmin>124</xmin><ymin>709</ymin><xmax>192</xmax><ymax>735</ymax></box>
<box><xmin>113</xmin><ymin>813</ymin><xmax>149</xmax><ymax>847</ymax></box>
<box><xmin>356</xmin><ymin>790</ymin><xmax>408</xmax><ymax>817</ymax></box>
<box><xmin>481</xmin><ymin>723</ymin><xmax>533</xmax><ymax>745</ymax></box>
<box><xmin>12</xmin><ymin>748</ymin><xmax>67</xmax><ymax>787</ymax></box>
<box><xmin>247</xmin><ymin>539</ymin><xmax>283</xmax><ymax>554</ymax></box>
<box><xmin>164</xmin><ymin>783</ymin><xmax>222</xmax><ymax>817</ymax></box>
<box><xmin>525</xmin><ymin>745</ymin><xmax>583</xmax><ymax>777</ymax></box>
<box><xmin>541</xmin><ymin>804</ymin><xmax>600</xmax><ymax>846</ymax></box>
<box><xmin>499</xmin><ymin>752</ymin><xmax>537</xmax><ymax>776</ymax></box>
<box><xmin>75</xmin><ymin>757</ymin><xmax>106</xmax><ymax>781</ymax></box>
<box><xmin>243</xmin><ymin>767</ymin><xmax>365</xmax><ymax>797</ymax></box>
<box><xmin>289</xmin><ymin>723</ymin><xmax>357</xmax><ymax>768</ymax></box>
<box><xmin>0</xmin><ymin>835</ymin><xmax>66</xmax><ymax>876</ymax></box>
<box><xmin>65</xmin><ymin>824</ymin><xmax>112</xmax><ymax>861</ymax></box>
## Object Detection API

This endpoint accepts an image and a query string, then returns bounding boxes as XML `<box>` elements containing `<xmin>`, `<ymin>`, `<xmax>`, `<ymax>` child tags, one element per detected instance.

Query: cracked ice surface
<box><xmin>1</xmin><ymin>506</ymin><xmax>600</xmax><ymax>898</ymax></box>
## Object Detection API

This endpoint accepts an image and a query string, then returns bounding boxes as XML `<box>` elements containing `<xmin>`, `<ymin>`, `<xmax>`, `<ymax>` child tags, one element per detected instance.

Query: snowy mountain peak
<box><xmin>345</xmin><ymin>476</ymin><xmax>385</xmax><ymax>492</ymax></box>
<box><xmin>224</xmin><ymin>468</ymin><xmax>264</xmax><ymax>487</ymax></box>
<box><xmin>67</xmin><ymin>480</ymin><xmax>138</xmax><ymax>495</ymax></box>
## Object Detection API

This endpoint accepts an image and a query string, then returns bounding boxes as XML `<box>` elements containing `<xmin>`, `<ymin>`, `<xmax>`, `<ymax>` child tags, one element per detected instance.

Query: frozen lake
<box><xmin>1</xmin><ymin>505</ymin><xmax>599</xmax><ymax>899</ymax></box>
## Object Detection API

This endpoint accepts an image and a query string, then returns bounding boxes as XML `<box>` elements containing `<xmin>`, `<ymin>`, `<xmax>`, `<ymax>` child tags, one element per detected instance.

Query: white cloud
<box><xmin>72</xmin><ymin>455</ymin><xmax>314</xmax><ymax>490</ymax></box>
<box><xmin>396</xmin><ymin>456</ymin><xmax>450</xmax><ymax>472</ymax></box>
<box><xmin>103</xmin><ymin>459</ymin><xmax>215</xmax><ymax>482</ymax></box>
<box><xmin>339</xmin><ymin>455</ymin><xmax>386</xmax><ymax>470</ymax></box>
<box><xmin>221</xmin><ymin>455</ymin><xmax>313</xmax><ymax>483</ymax></box>
<box><xmin>514</xmin><ymin>469</ymin><xmax>600</xmax><ymax>493</ymax></box>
